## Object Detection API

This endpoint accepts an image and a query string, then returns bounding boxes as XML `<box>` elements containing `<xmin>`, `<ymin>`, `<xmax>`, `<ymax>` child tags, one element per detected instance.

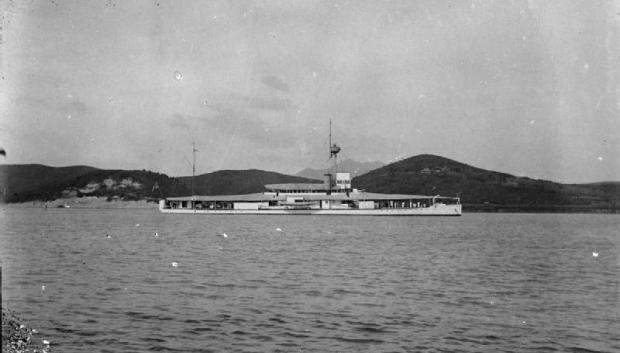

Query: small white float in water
<box><xmin>276</xmin><ymin>228</ymin><xmax>282</xmax><ymax>232</ymax></box>
<box><xmin>171</xmin><ymin>262</ymin><xmax>179</xmax><ymax>267</ymax></box>
<box><xmin>592</xmin><ymin>252</ymin><xmax>599</xmax><ymax>257</ymax></box>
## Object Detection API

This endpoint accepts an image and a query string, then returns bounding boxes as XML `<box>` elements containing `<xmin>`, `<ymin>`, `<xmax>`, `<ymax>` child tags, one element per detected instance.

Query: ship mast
<box><xmin>329</xmin><ymin>119</ymin><xmax>341</xmax><ymax>171</ymax></box>
<box><xmin>191</xmin><ymin>141</ymin><xmax>197</xmax><ymax>196</ymax></box>
<box><xmin>326</xmin><ymin>119</ymin><xmax>341</xmax><ymax>193</ymax></box>
<box><xmin>329</xmin><ymin>119</ymin><xmax>332</xmax><ymax>153</ymax></box>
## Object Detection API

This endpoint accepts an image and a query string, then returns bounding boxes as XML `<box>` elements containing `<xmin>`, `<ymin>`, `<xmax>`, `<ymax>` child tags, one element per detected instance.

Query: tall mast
<box><xmin>329</xmin><ymin>119</ymin><xmax>332</xmax><ymax>154</ymax></box>
<box><xmin>191</xmin><ymin>141</ymin><xmax>197</xmax><ymax>196</ymax></box>
<box><xmin>328</xmin><ymin>119</ymin><xmax>341</xmax><ymax>192</ymax></box>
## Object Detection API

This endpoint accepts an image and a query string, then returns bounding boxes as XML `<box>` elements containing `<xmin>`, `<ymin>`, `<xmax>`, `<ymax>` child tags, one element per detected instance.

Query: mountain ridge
<box><xmin>177</xmin><ymin>169</ymin><xmax>321</xmax><ymax>196</ymax></box>
<box><xmin>296</xmin><ymin>159</ymin><xmax>384</xmax><ymax>180</ymax></box>
<box><xmin>1</xmin><ymin>155</ymin><xmax>618</xmax><ymax>212</ymax></box>
<box><xmin>352</xmin><ymin>154</ymin><xmax>619</xmax><ymax>212</ymax></box>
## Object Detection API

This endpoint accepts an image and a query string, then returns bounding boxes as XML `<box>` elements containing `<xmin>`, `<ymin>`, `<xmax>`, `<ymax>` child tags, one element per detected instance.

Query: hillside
<box><xmin>352</xmin><ymin>154</ymin><xmax>620</xmax><ymax>212</ymax></box>
<box><xmin>0</xmin><ymin>165</ymin><xmax>189</xmax><ymax>203</ymax></box>
<box><xmin>1</xmin><ymin>158</ymin><xmax>618</xmax><ymax>212</ymax></box>
<box><xmin>0</xmin><ymin>165</ymin><xmax>321</xmax><ymax>203</ymax></box>
<box><xmin>0</xmin><ymin>164</ymin><xmax>98</xmax><ymax>197</ymax></box>
<box><xmin>296</xmin><ymin>159</ymin><xmax>384</xmax><ymax>180</ymax></box>
<box><xmin>178</xmin><ymin>169</ymin><xmax>321</xmax><ymax>195</ymax></box>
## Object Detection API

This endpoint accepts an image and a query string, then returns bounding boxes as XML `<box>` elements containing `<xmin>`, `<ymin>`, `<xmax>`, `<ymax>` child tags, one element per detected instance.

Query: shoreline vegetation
<box><xmin>463</xmin><ymin>203</ymin><xmax>619</xmax><ymax>214</ymax></box>
<box><xmin>1</xmin><ymin>197</ymin><xmax>158</xmax><ymax>209</ymax></box>
<box><xmin>2</xmin><ymin>309</ymin><xmax>52</xmax><ymax>353</ymax></box>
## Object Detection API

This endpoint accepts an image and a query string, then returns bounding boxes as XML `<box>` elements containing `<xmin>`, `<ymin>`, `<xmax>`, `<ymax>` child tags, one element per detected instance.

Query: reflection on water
<box><xmin>1</xmin><ymin>208</ymin><xmax>618</xmax><ymax>352</ymax></box>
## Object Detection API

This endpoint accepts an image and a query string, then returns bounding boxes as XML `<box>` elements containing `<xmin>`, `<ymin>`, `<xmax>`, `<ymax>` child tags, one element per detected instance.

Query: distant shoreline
<box><xmin>1</xmin><ymin>198</ymin><xmax>618</xmax><ymax>213</ymax></box>
<box><xmin>2</xmin><ymin>196</ymin><xmax>158</xmax><ymax>209</ymax></box>
<box><xmin>463</xmin><ymin>203</ymin><xmax>619</xmax><ymax>214</ymax></box>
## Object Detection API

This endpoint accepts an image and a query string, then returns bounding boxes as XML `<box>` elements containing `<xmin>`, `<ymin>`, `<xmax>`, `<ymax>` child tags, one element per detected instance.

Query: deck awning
<box><xmin>301</xmin><ymin>192</ymin><xmax>439</xmax><ymax>201</ymax></box>
<box><xmin>165</xmin><ymin>193</ymin><xmax>284</xmax><ymax>202</ymax></box>
<box><xmin>264</xmin><ymin>183</ymin><xmax>327</xmax><ymax>191</ymax></box>
<box><xmin>165</xmin><ymin>192</ymin><xmax>455</xmax><ymax>202</ymax></box>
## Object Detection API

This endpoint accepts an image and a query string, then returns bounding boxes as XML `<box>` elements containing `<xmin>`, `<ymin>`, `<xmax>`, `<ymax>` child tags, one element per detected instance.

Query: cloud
<box><xmin>205</xmin><ymin>92</ymin><xmax>298</xmax><ymax>112</ymax></box>
<box><xmin>16</xmin><ymin>94</ymin><xmax>90</xmax><ymax>116</ymax></box>
<box><xmin>261</xmin><ymin>75</ymin><xmax>290</xmax><ymax>92</ymax></box>
<box><xmin>167</xmin><ymin>113</ymin><xmax>190</xmax><ymax>129</ymax></box>
<box><xmin>60</xmin><ymin>98</ymin><xmax>89</xmax><ymax>115</ymax></box>
<box><xmin>15</xmin><ymin>95</ymin><xmax>52</xmax><ymax>109</ymax></box>
<box><xmin>248</xmin><ymin>95</ymin><xmax>297</xmax><ymax>111</ymax></box>
<box><xmin>169</xmin><ymin>108</ymin><xmax>297</xmax><ymax>149</ymax></box>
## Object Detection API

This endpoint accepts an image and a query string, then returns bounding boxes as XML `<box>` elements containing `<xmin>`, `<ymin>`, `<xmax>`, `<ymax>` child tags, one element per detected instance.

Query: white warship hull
<box><xmin>159</xmin><ymin>199</ymin><xmax>461</xmax><ymax>216</ymax></box>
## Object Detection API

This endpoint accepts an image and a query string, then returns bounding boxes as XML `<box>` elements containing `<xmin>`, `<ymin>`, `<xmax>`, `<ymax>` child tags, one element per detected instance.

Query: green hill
<box><xmin>0</xmin><ymin>164</ymin><xmax>98</xmax><ymax>202</ymax></box>
<box><xmin>352</xmin><ymin>154</ymin><xmax>620</xmax><ymax>212</ymax></box>
<box><xmin>0</xmin><ymin>165</ymin><xmax>189</xmax><ymax>203</ymax></box>
<box><xmin>0</xmin><ymin>165</ymin><xmax>319</xmax><ymax>203</ymax></box>
<box><xmin>179</xmin><ymin>169</ymin><xmax>321</xmax><ymax>195</ymax></box>
<box><xmin>1</xmin><ymin>157</ymin><xmax>618</xmax><ymax>212</ymax></box>
<box><xmin>296</xmin><ymin>159</ymin><xmax>384</xmax><ymax>180</ymax></box>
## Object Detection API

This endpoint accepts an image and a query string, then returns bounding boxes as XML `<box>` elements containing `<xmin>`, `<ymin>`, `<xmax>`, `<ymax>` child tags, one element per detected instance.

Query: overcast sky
<box><xmin>1</xmin><ymin>0</ymin><xmax>619</xmax><ymax>183</ymax></box>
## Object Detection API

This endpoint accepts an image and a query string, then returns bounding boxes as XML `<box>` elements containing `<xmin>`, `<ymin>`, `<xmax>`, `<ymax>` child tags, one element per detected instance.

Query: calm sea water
<box><xmin>0</xmin><ymin>208</ymin><xmax>618</xmax><ymax>353</ymax></box>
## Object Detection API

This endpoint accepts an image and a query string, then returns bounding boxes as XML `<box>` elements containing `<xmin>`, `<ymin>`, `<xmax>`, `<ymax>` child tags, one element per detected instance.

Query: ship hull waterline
<box><xmin>159</xmin><ymin>204</ymin><xmax>462</xmax><ymax>216</ymax></box>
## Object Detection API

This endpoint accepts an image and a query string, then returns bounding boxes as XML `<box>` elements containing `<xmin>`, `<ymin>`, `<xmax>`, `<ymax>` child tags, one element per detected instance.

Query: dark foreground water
<box><xmin>1</xmin><ymin>208</ymin><xmax>618</xmax><ymax>353</ymax></box>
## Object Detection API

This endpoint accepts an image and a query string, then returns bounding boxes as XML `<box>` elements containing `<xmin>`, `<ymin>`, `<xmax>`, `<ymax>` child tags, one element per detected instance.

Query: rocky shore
<box><xmin>2</xmin><ymin>309</ymin><xmax>51</xmax><ymax>353</ymax></box>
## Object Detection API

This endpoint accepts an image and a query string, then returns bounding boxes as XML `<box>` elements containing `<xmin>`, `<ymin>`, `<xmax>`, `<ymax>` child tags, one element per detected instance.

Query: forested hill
<box><xmin>178</xmin><ymin>170</ymin><xmax>320</xmax><ymax>196</ymax></box>
<box><xmin>296</xmin><ymin>159</ymin><xmax>384</xmax><ymax>180</ymax></box>
<box><xmin>0</xmin><ymin>165</ymin><xmax>319</xmax><ymax>203</ymax></box>
<box><xmin>0</xmin><ymin>164</ymin><xmax>188</xmax><ymax>203</ymax></box>
<box><xmin>1</xmin><ymin>158</ymin><xmax>619</xmax><ymax>212</ymax></box>
<box><xmin>352</xmin><ymin>154</ymin><xmax>620</xmax><ymax>212</ymax></box>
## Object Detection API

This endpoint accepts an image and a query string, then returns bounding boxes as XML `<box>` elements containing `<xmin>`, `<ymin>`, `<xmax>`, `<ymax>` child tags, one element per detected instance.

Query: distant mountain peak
<box><xmin>296</xmin><ymin>159</ymin><xmax>384</xmax><ymax>180</ymax></box>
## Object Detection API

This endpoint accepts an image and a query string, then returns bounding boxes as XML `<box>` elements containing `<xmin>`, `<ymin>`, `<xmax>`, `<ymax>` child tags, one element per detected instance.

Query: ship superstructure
<box><xmin>159</xmin><ymin>123</ymin><xmax>461</xmax><ymax>216</ymax></box>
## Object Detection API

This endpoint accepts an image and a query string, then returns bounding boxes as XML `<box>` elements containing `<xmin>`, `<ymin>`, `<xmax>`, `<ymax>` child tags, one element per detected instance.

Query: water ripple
<box><xmin>1</xmin><ymin>210</ymin><xmax>619</xmax><ymax>352</ymax></box>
